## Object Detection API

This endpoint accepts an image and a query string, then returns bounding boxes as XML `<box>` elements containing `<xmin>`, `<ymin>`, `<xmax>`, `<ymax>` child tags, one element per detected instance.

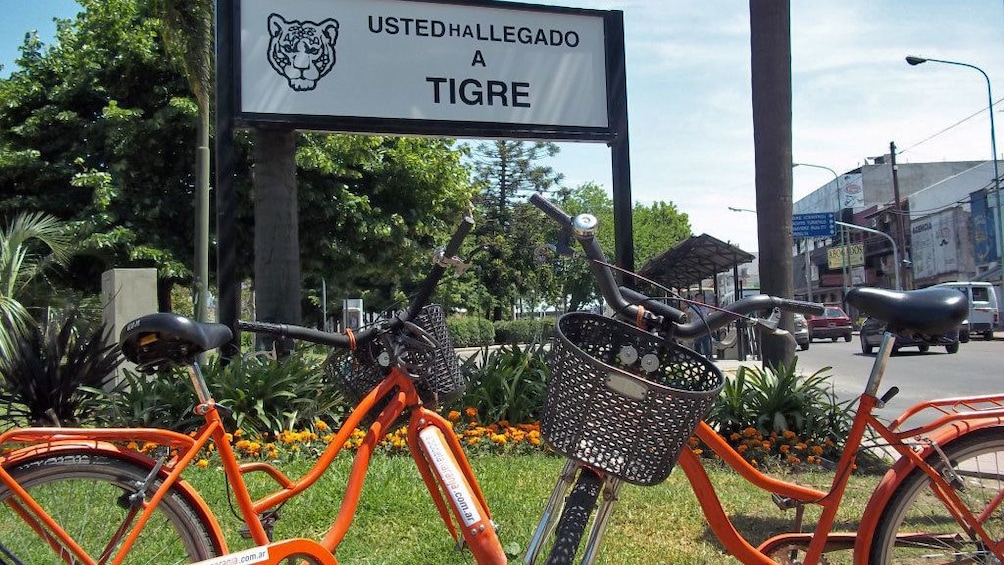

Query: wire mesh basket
<box><xmin>542</xmin><ymin>312</ymin><xmax>724</xmax><ymax>486</ymax></box>
<box><xmin>322</xmin><ymin>304</ymin><xmax>464</xmax><ymax>410</ymax></box>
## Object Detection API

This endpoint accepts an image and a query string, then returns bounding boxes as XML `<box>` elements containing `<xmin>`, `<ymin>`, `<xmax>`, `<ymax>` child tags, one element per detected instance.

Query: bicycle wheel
<box><xmin>0</xmin><ymin>451</ymin><xmax>217</xmax><ymax>564</ymax></box>
<box><xmin>544</xmin><ymin>468</ymin><xmax>603</xmax><ymax>565</ymax></box>
<box><xmin>870</xmin><ymin>429</ymin><xmax>1004</xmax><ymax>564</ymax></box>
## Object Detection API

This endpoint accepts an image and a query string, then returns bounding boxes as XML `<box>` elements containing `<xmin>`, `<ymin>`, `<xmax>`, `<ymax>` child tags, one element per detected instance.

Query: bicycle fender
<box><xmin>853</xmin><ymin>420</ymin><xmax>1004</xmax><ymax>565</ymax></box>
<box><xmin>1</xmin><ymin>440</ymin><xmax>229</xmax><ymax>556</ymax></box>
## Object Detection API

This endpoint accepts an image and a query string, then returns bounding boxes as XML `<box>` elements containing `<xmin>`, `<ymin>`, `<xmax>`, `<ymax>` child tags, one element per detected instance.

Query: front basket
<box><xmin>542</xmin><ymin>312</ymin><xmax>724</xmax><ymax>486</ymax></box>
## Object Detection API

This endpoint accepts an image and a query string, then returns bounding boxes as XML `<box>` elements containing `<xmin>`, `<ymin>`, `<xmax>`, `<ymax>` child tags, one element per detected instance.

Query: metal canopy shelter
<box><xmin>638</xmin><ymin>234</ymin><xmax>755</xmax><ymax>291</ymax></box>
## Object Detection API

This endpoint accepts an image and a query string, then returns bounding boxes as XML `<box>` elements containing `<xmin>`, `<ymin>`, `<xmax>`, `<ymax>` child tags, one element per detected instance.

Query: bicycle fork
<box><xmin>523</xmin><ymin>461</ymin><xmax>623</xmax><ymax>565</ymax></box>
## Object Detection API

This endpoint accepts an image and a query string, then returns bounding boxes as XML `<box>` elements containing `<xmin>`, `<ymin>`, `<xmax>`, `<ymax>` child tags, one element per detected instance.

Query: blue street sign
<box><xmin>792</xmin><ymin>212</ymin><xmax>836</xmax><ymax>238</ymax></box>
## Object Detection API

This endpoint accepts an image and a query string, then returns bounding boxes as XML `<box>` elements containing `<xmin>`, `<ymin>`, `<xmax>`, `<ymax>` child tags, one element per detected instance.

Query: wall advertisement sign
<box><xmin>237</xmin><ymin>0</ymin><xmax>614</xmax><ymax>138</ymax></box>
<box><xmin>826</xmin><ymin>244</ymin><xmax>864</xmax><ymax>269</ymax></box>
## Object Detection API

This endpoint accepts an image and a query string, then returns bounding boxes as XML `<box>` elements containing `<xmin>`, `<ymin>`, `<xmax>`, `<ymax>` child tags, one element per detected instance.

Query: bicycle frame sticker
<box><xmin>192</xmin><ymin>546</ymin><xmax>269</xmax><ymax>565</ymax></box>
<box><xmin>419</xmin><ymin>426</ymin><xmax>482</xmax><ymax>527</ymax></box>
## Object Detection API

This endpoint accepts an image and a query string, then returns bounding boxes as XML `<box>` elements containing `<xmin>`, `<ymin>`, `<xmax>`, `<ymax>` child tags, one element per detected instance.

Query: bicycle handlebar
<box><xmin>529</xmin><ymin>193</ymin><xmax>824</xmax><ymax>336</ymax></box>
<box><xmin>529</xmin><ymin>194</ymin><xmax>688</xmax><ymax>329</ymax></box>
<box><xmin>238</xmin><ymin>214</ymin><xmax>475</xmax><ymax>349</ymax></box>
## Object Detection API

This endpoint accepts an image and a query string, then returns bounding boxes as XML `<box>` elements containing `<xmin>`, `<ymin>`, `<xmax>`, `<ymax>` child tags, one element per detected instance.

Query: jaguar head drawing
<box><xmin>267</xmin><ymin>13</ymin><xmax>339</xmax><ymax>92</ymax></box>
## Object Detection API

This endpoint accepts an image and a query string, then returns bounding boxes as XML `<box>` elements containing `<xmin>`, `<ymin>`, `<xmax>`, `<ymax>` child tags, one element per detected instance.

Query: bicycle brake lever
<box><xmin>434</xmin><ymin>247</ymin><xmax>471</xmax><ymax>274</ymax></box>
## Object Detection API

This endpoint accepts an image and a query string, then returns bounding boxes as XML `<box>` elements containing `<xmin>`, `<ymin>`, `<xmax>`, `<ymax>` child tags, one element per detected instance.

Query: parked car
<box><xmin>808</xmin><ymin>305</ymin><xmax>853</xmax><ymax>342</ymax></box>
<box><xmin>793</xmin><ymin>313</ymin><xmax>809</xmax><ymax>351</ymax></box>
<box><xmin>859</xmin><ymin>317</ymin><xmax>960</xmax><ymax>355</ymax></box>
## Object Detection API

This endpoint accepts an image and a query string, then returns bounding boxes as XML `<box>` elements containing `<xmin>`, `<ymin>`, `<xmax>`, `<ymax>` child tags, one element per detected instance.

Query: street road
<box><xmin>792</xmin><ymin>336</ymin><xmax>1003</xmax><ymax>427</ymax></box>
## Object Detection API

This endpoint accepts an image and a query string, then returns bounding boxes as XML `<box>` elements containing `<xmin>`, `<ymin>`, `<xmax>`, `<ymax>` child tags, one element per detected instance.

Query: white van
<box><xmin>934</xmin><ymin>281</ymin><xmax>1000</xmax><ymax>342</ymax></box>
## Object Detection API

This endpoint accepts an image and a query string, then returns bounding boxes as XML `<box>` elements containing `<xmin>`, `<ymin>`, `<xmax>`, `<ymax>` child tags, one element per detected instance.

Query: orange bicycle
<box><xmin>523</xmin><ymin>194</ymin><xmax>1004</xmax><ymax>564</ymax></box>
<box><xmin>0</xmin><ymin>214</ymin><xmax>508</xmax><ymax>564</ymax></box>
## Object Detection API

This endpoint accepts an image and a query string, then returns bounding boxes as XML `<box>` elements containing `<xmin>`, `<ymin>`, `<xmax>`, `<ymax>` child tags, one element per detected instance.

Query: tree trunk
<box><xmin>252</xmin><ymin>127</ymin><xmax>301</xmax><ymax>355</ymax></box>
<box><xmin>750</xmin><ymin>0</ymin><xmax>795</xmax><ymax>367</ymax></box>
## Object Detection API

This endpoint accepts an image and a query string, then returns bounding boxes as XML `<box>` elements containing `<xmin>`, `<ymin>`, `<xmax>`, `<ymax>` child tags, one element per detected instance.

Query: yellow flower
<box><xmin>315</xmin><ymin>420</ymin><xmax>330</xmax><ymax>431</ymax></box>
<box><xmin>196</xmin><ymin>459</ymin><xmax>209</xmax><ymax>468</ymax></box>
<box><xmin>234</xmin><ymin>429</ymin><xmax>244</xmax><ymax>438</ymax></box>
<box><xmin>126</xmin><ymin>441</ymin><xmax>140</xmax><ymax>451</ymax></box>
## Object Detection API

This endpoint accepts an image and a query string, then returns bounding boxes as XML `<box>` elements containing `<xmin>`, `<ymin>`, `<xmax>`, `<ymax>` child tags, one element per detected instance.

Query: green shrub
<box><xmin>705</xmin><ymin>358</ymin><xmax>852</xmax><ymax>445</ymax></box>
<box><xmin>204</xmin><ymin>349</ymin><xmax>348</xmax><ymax>434</ymax></box>
<box><xmin>493</xmin><ymin>318</ymin><xmax>555</xmax><ymax>344</ymax></box>
<box><xmin>91</xmin><ymin>369</ymin><xmax>204</xmax><ymax>431</ymax></box>
<box><xmin>452</xmin><ymin>342</ymin><xmax>550</xmax><ymax>424</ymax></box>
<box><xmin>446</xmin><ymin>317</ymin><xmax>495</xmax><ymax>347</ymax></box>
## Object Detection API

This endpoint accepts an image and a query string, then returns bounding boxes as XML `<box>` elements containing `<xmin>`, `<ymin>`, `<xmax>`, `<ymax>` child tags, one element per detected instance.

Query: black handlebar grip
<box><xmin>773</xmin><ymin>298</ymin><xmax>826</xmax><ymax>316</ymax></box>
<box><xmin>238</xmin><ymin>320</ymin><xmax>378</xmax><ymax>348</ymax></box>
<box><xmin>619</xmin><ymin>287</ymin><xmax>688</xmax><ymax>324</ymax></box>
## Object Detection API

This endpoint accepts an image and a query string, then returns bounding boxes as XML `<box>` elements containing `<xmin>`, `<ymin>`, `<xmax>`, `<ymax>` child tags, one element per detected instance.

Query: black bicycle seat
<box><xmin>845</xmin><ymin>287</ymin><xmax>967</xmax><ymax>335</ymax></box>
<box><xmin>120</xmin><ymin>312</ymin><xmax>233</xmax><ymax>371</ymax></box>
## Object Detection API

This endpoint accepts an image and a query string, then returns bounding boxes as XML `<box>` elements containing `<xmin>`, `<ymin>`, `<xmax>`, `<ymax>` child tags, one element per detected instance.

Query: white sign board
<box><xmin>911</xmin><ymin>210</ymin><xmax>959</xmax><ymax>280</ymax></box>
<box><xmin>238</xmin><ymin>0</ymin><xmax>612</xmax><ymax>136</ymax></box>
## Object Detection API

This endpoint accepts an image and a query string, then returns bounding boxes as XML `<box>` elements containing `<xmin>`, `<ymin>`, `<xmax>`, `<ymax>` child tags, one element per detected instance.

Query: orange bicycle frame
<box><xmin>677</xmin><ymin>391</ymin><xmax>1004</xmax><ymax>565</ymax></box>
<box><xmin>0</xmin><ymin>365</ymin><xmax>506</xmax><ymax>565</ymax></box>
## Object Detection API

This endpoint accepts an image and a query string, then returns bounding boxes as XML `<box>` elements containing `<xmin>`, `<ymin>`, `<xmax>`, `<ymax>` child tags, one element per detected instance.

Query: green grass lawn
<box><xmin>188</xmin><ymin>453</ymin><xmax>884</xmax><ymax>565</ymax></box>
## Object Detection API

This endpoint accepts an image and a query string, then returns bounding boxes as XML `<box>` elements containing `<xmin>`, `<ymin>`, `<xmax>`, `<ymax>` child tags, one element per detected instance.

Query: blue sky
<box><xmin>3</xmin><ymin>1</ymin><xmax>1003</xmax><ymax>252</ymax></box>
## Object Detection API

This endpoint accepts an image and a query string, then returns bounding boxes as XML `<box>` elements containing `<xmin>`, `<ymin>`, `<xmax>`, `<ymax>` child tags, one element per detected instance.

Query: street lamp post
<box><xmin>906</xmin><ymin>55</ymin><xmax>1003</xmax><ymax>295</ymax></box>
<box><xmin>793</xmin><ymin>162</ymin><xmax>848</xmax><ymax>299</ymax></box>
<box><xmin>836</xmin><ymin>221</ymin><xmax>900</xmax><ymax>290</ymax></box>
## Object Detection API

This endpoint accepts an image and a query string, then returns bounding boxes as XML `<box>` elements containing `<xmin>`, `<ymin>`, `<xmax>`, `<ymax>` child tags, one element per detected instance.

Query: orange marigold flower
<box><xmin>315</xmin><ymin>420</ymin><xmax>330</xmax><ymax>431</ymax></box>
<box><xmin>812</xmin><ymin>445</ymin><xmax>824</xmax><ymax>455</ymax></box>
<box><xmin>787</xmin><ymin>455</ymin><xmax>801</xmax><ymax>465</ymax></box>
<box><xmin>729</xmin><ymin>433</ymin><xmax>741</xmax><ymax>441</ymax></box>
<box><xmin>795</xmin><ymin>443</ymin><xmax>807</xmax><ymax>451</ymax></box>
<box><xmin>234</xmin><ymin>429</ymin><xmax>244</xmax><ymax>438</ymax></box>
<box><xmin>126</xmin><ymin>441</ymin><xmax>140</xmax><ymax>451</ymax></box>
<box><xmin>762</xmin><ymin>441</ymin><xmax>771</xmax><ymax>450</ymax></box>
<box><xmin>782</xmin><ymin>430</ymin><xmax>796</xmax><ymax>439</ymax></box>
<box><xmin>743</xmin><ymin>427</ymin><xmax>758</xmax><ymax>437</ymax></box>
<box><xmin>779</xmin><ymin>444</ymin><xmax>790</xmax><ymax>454</ymax></box>
<box><xmin>447</xmin><ymin>410</ymin><xmax>461</xmax><ymax>422</ymax></box>
<box><xmin>464</xmin><ymin>407</ymin><xmax>478</xmax><ymax>419</ymax></box>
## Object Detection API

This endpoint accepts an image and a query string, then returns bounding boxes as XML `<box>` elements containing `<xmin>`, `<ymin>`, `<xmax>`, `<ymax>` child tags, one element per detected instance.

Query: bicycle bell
<box><xmin>571</xmin><ymin>213</ymin><xmax>599</xmax><ymax>238</ymax></box>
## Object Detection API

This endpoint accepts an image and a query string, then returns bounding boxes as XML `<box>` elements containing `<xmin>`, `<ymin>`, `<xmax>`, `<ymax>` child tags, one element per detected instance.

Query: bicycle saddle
<box><xmin>845</xmin><ymin>287</ymin><xmax>967</xmax><ymax>335</ymax></box>
<box><xmin>120</xmin><ymin>312</ymin><xmax>233</xmax><ymax>371</ymax></box>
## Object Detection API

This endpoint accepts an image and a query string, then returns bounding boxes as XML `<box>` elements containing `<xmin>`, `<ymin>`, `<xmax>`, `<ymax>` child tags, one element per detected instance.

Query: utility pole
<box><xmin>889</xmin><ymin>142</ymin><xmax>910</xmax><ymax>289</ymax></box>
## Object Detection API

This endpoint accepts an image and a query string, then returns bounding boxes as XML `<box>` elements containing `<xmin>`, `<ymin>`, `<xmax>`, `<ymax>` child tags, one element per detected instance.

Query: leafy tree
<box><xmin>295</xmin><ymin>134</ymin><xmax>476</xmax><ymax>326</ymax></box>
<box><xmin>0</xmin><ymin>0</ymin><xmax>203</xmax><ymax>308</ymax></box>
<box><xmin>468</xmin><ymin>141</ymin><xmax>563</xmax><ymax>320</ymax></box>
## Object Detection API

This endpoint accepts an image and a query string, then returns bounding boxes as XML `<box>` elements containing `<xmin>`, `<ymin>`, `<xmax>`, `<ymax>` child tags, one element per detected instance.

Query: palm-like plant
<box><xmin>0</xmin><ymin>212</ymin><xmax>73</xmax><ymax>358</ymax></box>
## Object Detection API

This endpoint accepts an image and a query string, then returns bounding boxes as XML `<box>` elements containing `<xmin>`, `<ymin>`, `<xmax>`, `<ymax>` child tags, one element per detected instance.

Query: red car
<box><xmin>808</xmin><ymin>305</ymin><xmax>853</xmax><ymax>342</ymax></box>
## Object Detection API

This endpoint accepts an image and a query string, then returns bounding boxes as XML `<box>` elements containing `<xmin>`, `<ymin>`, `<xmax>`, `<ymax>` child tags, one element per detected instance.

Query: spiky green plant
<box><xmin>0</xmin><ymin>309</ymin><xmax>122</xmax><ymax>427</ymax></box>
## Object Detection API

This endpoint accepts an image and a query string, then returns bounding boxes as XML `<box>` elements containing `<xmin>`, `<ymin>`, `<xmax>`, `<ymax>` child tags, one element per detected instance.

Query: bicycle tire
<box><xmin>0</xmin><ymin>451</ymin><xmax>217</xmax><ymax>564</ymax></box>
<box><xmin>544</xmin><ymin>468</ymin><xmax>603</xmax><ymax>565</ymax></box>
<box><xmin>870</xmin><ymin>428</ymin><xmax>1004</xmax><ymax>564</ymax></box>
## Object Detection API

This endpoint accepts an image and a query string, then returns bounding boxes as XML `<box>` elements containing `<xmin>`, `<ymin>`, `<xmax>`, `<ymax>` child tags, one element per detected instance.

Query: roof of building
<box><xmin>638</xmin><ymin>234</ymin><xmax>755</xmax><ymax>290</ymax></box>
